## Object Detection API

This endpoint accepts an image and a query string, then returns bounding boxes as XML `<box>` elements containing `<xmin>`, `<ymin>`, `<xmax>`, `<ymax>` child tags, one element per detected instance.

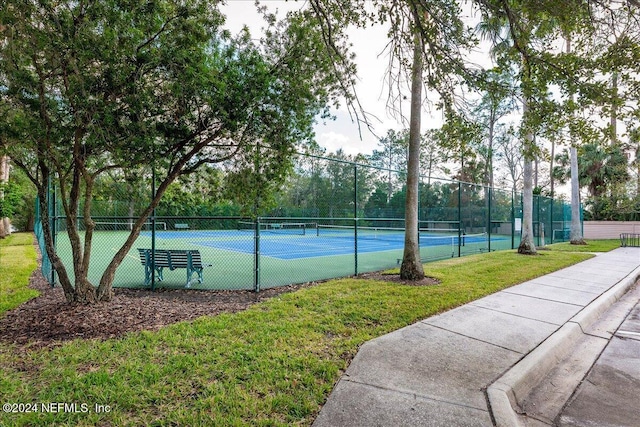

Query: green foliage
<box><xmin>4</xmin><ymin>168</ymin><xmax>37</xmax><ymax>232</ymax></box>
<box><xmin>554</xmin><ymin>142</ymin><xmax>634</xmax><ymax>220</ymax></box>
<box><xmin>434</xmin><ymin>108</ymin><xmax>485</xmax><ymax>184</ymax></box>
<box><xmin>0</xmin><ymin>181</ymin><xmax>20</xmax><ymax>219</ymax></box>
<box><xmin>267</xmin><ymin>150</ymin><xmax>374</xmax><ymax>219</ymax></box>
<box><xmin>0</xmin><ymin>0</ymin><xmax>341</xmax><ymax>299</ymax></box>
<box><xmin>0</xmin><ymin>233</ymin><xmax>38</xmax><ymax>314</ymax></box>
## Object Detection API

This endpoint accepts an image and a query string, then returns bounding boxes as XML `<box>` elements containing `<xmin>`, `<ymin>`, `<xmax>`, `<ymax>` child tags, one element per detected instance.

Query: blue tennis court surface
<box><xmin>144</xmin><ymin>229</ymin><xmax>506</xmax><ymax>260</ymax></box>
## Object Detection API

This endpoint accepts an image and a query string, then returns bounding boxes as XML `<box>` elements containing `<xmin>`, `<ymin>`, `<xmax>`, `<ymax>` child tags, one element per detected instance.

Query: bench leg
<box><xmin>144</xmin><ymin>264</ymin><xmax>152</xmax><ymax>285</ymax></box>
<box><xmin>185</xmin><ymin>267</ymin><xmax>204</xmax><ymax>288</ymax></box>
<box><xmin>146</xmin><ymin>266</ymin><xmax>164</xmax><ymax>285</ymax></box>
<box><xmin>186</xmin><ymin>268</ymin><xmax>193</xmax><ymax>288</ymax></box>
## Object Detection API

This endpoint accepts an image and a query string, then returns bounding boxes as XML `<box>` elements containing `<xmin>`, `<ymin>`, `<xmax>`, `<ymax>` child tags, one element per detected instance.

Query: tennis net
<box><xmin>316</xmin><ymin>224</ymin><xmax>477</xmax><ymax>242</ymax></box>
<box><xmin>93</xmin><ymin>221</ymin><xmax>167</xmax><ymax>231</ymax></box>
<box><xmin>237</xmin><ymin>221</ymin><xmax>316</xmax><ymax>236</ymax></box>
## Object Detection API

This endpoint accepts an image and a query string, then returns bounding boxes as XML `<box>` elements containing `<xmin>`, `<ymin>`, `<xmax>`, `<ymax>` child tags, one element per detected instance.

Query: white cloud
<box><xmin>316</xmin><ymin>131</ymin><xmax>349</xmax><ymax>153</ymax></box>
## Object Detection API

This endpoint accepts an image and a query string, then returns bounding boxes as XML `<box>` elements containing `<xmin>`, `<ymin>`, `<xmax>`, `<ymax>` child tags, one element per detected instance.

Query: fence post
<box><xmin>354</xmin><ymin>164</ymin><xmax>358</xmax><ymax>276</ymax></box>
<box><xmin>550</xmin><ymin>198</ymin><xmax>555</xmax><ymax>244</ymax></box>
<box><xmin>511</xmin><ymin>190</ymin><xmax>515</xmax><ymax>250</ymax></box>
<box><xmin>151</xmin><ymin>159</ymin><xmax>157</xmax><ymax>291</ymax></box>
<box><xmin>458</xmin><ymin>182</ymin><xmax>462</xmax><ymax>257</ymax></box>
<box><xmin>487</xmin><ymin>186</ymin><xmax>492</xmax><ymax>253</ymax></box>
<box><xmin>49</xmin><ymin>177</ymin><xmax>57</xmax><ymax>286</ymax></box>
<box><xmin>536</xmin><ymin>195</ymin><xmax>541</xmax><ymax>247</ymax></box>
<box><xmin>562</xmin><ymin>201</ymin><xmax>566</xmax><ymax>241</ymax></box>
<box><xmin>254</xmin><ymin>217</ymin><xmax>261</xmax><ymax>292</ymax></box>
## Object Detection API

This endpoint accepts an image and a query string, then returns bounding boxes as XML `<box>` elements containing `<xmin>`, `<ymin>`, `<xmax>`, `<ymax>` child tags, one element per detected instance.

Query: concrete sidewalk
<box><xmin>312</xmin><ymin>247</ymin><xmax>640</xmax><ymax>427</ymax></box>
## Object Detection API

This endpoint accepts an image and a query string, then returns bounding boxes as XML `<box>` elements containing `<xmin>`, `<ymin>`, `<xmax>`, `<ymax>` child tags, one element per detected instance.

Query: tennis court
<box><xmin>185</xmin><ymin>225</ymin><xmax>501</xmax><ymax>260</ymax></box>
<box><xmin>54</xmin><ymin>221</ymin><xmax>512</xmax><ymax>291</ymax></box>
<box><xmin>37</xmin><ymin>151</ymin><xmax>577</xmax><ymax>292</ymax></box>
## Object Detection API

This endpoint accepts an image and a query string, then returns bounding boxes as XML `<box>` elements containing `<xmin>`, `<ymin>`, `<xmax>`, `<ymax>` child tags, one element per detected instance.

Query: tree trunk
<box><xmin>400</xmin><ymin>34</ymin><xmax>425</xmax><ymax>281</ymax></box>
<box><xmin>610</xmin><ymin>72</ymin><xmax>618</xmax><ymax>146</ymax></box>
<box><xmin>0</xmin><ymin>156</ymin><xmax>8</xmax><ymax>238</ymax></box>
<box><xmin>36</xmin><ymin>183</ymin><xmax>76</xmax><ymax>301</ymax></box>
<box><xmin>565</xmin><ymin>35</ymin><xmax>585</xmax><ymax>245</ymax></box>
<box><xmin>549</xmin><ymin>138</ymin><xmax>555</xmax><ymax>197</ymax></box>
<box><xmin>569</xmin><ymin>146</ymin><xmax>586</xmax><ymax>244</ymax></box>
<box><xmin>60</xmin><ymin>138</ymin><xmax>98</xmax><ymax>304</ymax></box>
<box><xmin>517</xmin><ymin>91</ymin><xmax>536</xmax><ymax>255</ymax></box>
<box><xmin>487</xmin><ymin>110</ymin><xmax>495</xmax><ymax>189</ymax></box>
<box><xmin>98</xmin><ymin>139</ymin><xmax>213</xmax><ymax>300</ymax></box>
<box><xmin>518</xmin><ymin>154</ymin><xmax>537</xmax><ymax>254</ymax></box>
<box><xmin>517</xmin><ymin>52</ymin><xmax>537</xmax><ymax>255</ymax></box>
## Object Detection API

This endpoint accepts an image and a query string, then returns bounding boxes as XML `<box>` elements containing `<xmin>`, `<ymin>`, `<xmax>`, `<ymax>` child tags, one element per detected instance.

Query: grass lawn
<box><xmin>0</xmin><ymin>233</ymin><xmax>39</xmax><ymax>314</ymax></box>
<box><xmin>0</xmin><ymin>240</ymin><xmax>616</xmax><ymax>426</ymax></box>
<box><xmin>545</xmin><ymin>239</ymin><xmax>620</xmax><ymax>253</ymax></box>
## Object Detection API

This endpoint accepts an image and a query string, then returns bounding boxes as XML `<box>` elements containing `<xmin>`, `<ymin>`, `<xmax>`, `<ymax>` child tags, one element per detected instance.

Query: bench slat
<box><xmin>137</xmin><ymin>248</ymin><xmax>207</xmax><ymax>287</ymax></box>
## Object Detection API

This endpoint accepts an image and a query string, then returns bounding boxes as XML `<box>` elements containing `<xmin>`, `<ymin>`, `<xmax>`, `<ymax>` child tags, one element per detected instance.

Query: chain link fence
<box><xmin>35</xmin><ymin>152</ymin><xmax>578</xmax><ymax>291</ymax></box>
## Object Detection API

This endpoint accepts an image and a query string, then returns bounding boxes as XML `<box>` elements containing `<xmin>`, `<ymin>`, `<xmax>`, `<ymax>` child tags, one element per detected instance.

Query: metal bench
<box><xmin>174</xmin><ymin>223</ymin><xmax>190</xmax><ymax>230</ymax></box>
<box><xmin>137</xmin><ymin>248</ymin><xmax>209</xmax><ymax>288</ymax></box>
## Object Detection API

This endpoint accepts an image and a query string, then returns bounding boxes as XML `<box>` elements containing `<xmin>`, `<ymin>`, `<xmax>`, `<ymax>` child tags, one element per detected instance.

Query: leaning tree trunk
<box><xmin>36</xmin><ymin>183</ymin><xmax>77</xmax><ymax>302</ymax></box>
<box><xmin>569</xmin><ymin>146</ymin><xmax>585</xmax><ymax>245</ymax></box>
<box><xmin>400</xmin><ymin>34</ymin><xmax>425</xmax><ymax>281</ymax></box>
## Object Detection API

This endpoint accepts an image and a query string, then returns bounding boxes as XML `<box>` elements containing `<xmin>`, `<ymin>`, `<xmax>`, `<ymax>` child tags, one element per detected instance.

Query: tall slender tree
<box><xmin>474</xmin><ymin>0</ymin><xmax>599</xmax><ymax>254</ymax></box>
<box><xmin>401</xmin><ymin>30</ymin><xmax>425</xmax><ymax>280</ymax></box>
<box><xmin>306</xmin><ymin>0</ymin><xmax>476</xmax><ymax>279</ymax></box>
<box><xmin>565</xmin><ymin>35</ymin><xmax>587</xmax><ymax>244</ymax></box>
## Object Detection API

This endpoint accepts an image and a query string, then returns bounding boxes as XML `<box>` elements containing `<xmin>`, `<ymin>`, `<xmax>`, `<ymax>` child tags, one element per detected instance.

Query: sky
<box><xmin>220</xmin><ymin>0</ymin><xmax>449</xmax><ymax>156</ymax></box>
<box><xmin>219</xmin><ymin>2</ymin><xmax>588</xmax><ymax>198</ymax></box>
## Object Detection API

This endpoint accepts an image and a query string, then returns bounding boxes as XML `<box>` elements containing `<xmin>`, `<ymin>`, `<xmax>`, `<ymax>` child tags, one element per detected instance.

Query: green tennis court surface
<box><xmin>55</xmin><ymin>227</ymin><xmax>513</xmax><ymax>290</ymax></box>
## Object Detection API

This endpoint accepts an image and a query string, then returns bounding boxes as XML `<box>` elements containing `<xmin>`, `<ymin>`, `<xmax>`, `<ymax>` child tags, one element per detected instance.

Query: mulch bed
<box><xmin>0</xmin><ymin>246</ymin><xmax>438</xmax><ymax>350</ymax></box>
<box><xmin>0</xmin><ymin>266</ymin><xmax>308</xmax><ymax>350</ymax></box>
<box><xmin>356</xmin><ymin>272</ymin><xmax>441</xmax><ymax>287</ymax></box>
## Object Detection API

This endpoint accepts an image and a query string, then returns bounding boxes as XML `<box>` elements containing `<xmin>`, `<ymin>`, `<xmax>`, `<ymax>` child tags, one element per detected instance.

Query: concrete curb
<box><xmin>487</xmin><ymin>264</ymin><xmax>640</xmax><ymax>427</ymax></box>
